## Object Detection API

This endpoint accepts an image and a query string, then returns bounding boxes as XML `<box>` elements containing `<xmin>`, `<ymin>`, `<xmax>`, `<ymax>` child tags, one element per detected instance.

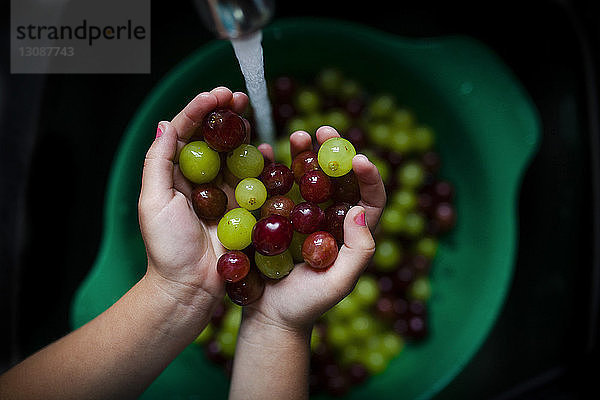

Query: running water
<box><xmin>230</xmin><ymin>31</ymin><xmax>275</xmax><ymax>145</ymax></box>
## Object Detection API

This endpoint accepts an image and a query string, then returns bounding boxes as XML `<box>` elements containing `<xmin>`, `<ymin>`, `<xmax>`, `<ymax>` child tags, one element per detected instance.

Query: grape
<box><xmin>373</xmin><ymin>239</ymin><xmax>403</xmax><ymax>271</ymax></box>
<box><xmin>431</xmin><ymin>180</ymin><xmax>454</xmax><ymax>203</ymax></box>
<box><xmin>255</xmin><ymin>250</ymin><xmax>294</xmax><ymax>279</ymax></box>
<box><xmin>362</xmin><ymin>351</ymin><xmax>387</xmax><ymax>374</ymax></box>
<box><xmin>179</xmin><ymin>141</ymin><xmax>221</xmax><ymax>184</ymax></box>
<box><xmin>302</xmin><ymin>231</ymin><xmax>338</xmax><ymax>269</ymax></box>
<box><xmin>259</xmin><ymin>162</ymin><xmax>294</xmax><ymax>196</ymax></box>
<box><xmin>367</xmin><ymin>94</ymin><xmax>396</xmax><ymax>120</ymax></box>
<box><xmin>191</xmin><ymin>184</ymin><xmax>228</xmax><ymax>220</ymax></box>
<box><xmin>344</xmin><ymin>127</ymin><xmax>367</xmax><ymax>150</ymax></box>
<box><xmin>226</xmin><ymin>144</ymin><xmax>265</xmax><ymax>179</ymax></box>
<box><xmin>217</xmin><ymin>208</ymin><xmax>257</xmax><ymax>250</ymax></box>
<box><xmin>235</xmin><ymin>178</ymin><xmax>267</xmax><ymax>211</ymax></box>
<box><xmin>300</xmin><ymin>170</ymin><xmax>333</xmax><ymax>204</ymax></box>
<box><xmin>415</xmin><ymin>237</ymin><xmax>438</xmax><ymax>259</ymax></box>
<box><xmin>391</xmin><ymin>108</ymin><xmax>416</xmax><ymax>129</ymax></box>
<box><xmin>226</xmin><ymin>268</ymin><xmax>265</xmax><ymax>306</ymax></box>
<box><xmin>193</xmin><ymin>323</ymin><xmax>214</xmax><ymax>345</ymax></box>
<box><xmin>324</xmin><ymin>202</ymin><xmax>351</xmax><ymax>243</ymax></box>
<box><xmin>353</xmin><ymin>275</ymin><xmax>379</xmax><ymax>306</ymax></box>
<box><xmin>331</xmin><ymin>171</ymin><xmax>360</xmax><ymax>204</ymax></box>
<box><xmin>272</xmin><ymin>76</ymin><xmax>296</xmax><ymax>101</ymax></box>
<box><xmin>391</xmin><ymin>189</ymin><xmax>417</xmax><ymax>211</ymax></box>
<box><xmin>380</xmin><ymin>205</ymin><xmax>406</xmax><ymax>235</ymax></box>
<box><xmin>324</xmin><ymin>109</ymin><xmax>351</xmax><ymax>133</ymax></box>
<box><xmin>291</xmin><ymin>150</ymin><xmax>319</xmax><ymax>183</ymax></box>
<box><xmin>290</xmin><ymin>202</ymin><xmax>325</xmax><ymax>234</ymax></box>
<box><xmin>347</xmin><ymin>363</ymin><xmax>369</xmax><ymax>385</ymax></box>
<box><xmin>289</xmin><ymin>231</ymin><xmax>308</xmax><ymax>263</ymax></box>
<box><xmin>317</xmin><ymin>138</ymin><xmax>356</xmax><ymax>178</ymax></box>
<box><xmin>379</xmin><ymin>332</ymin><xmax>404</xmax><ymax>357</ymax></box>
<box><xmin>252</xmin><ymin>215</ymin><xmax>294</xmax><ymax>256</ymax></box>
<box><xmin>404</xmin><ymin>212</ymin><xmax>426</xmax><ymax>238</ymax></box>
<box><xmin>389</xmin><ymin>129</ymin><xmax>413</xmax><ymax>154</ymax></box>
<box><xmin>397</xmin><ymin>161</ymin><xmax>425</xmax><ymax>189</ymax></box>
<box><xmin>316</xmin><ymin>68</ymin><xmax>343</xmax><ymax>94</ymax></box>
<box><xmin>260</xmin><ymin>195</ymin><xmax>295</xmax><ymax>219</ymax></box>
<box><xmin>434</xmin><ymin>202</ymin><xmax>456</xmax><ymax>232</ymax></box>
<box><xmin>412</xmin><ymin>125</ymin><xmax>435</xmax><ymax>152</ymax></box>
<box><xmin>217</xmin><ymin>251</ymin><xmax>251</xmax><ymax>283</ymax></box>
<box><xmin>201</xmin><ymin>108</ymin><xmax>247</xmax><ymax>152</ymax></box>
<box><xmin>408</xmin><ymin>276</ymin><xmax>432</xmax><ymax>301</ymax></box>
<box><xmin>295</xmin><ymin>88</ymin><xmax>321</xmax><ymax>114</ymax></box>
<box><xmin>422</xmin><ymin>151</ymin><xmax>441</xmax><ymax>172</ymax></box>
<box><xmin>349</xmin><ymin>314</ymin><xmax>375</xmax><ymax>340</ymax></box>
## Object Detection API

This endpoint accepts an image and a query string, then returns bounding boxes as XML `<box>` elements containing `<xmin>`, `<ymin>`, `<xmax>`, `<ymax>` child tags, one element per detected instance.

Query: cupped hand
<box><xmin>245</xmin><ymin>126</ymin><xmax>387</xmax><ymax>333</ymax></box>
<box><xmin>138</xmin><ymin>87</ymin><xmax>249</xmax><ymax>308</ymax></box>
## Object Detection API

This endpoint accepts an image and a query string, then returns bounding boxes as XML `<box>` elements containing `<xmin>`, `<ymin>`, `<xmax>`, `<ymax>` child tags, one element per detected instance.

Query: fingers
<box><xmin>327</xmin><ymin>206</ymin><xmax>376</xmax><ymax>286</ymax></box>
<box><xmin>140</xmin><ymin>121</ymin><xmax>178</xmax><ymax>213</ymax></box>
<box><xmin>257</xmin><ymin>143</ymin><xmax>275</xmax><ymax>163</ymax></box>
<box><xmin>352</xmin><ymin>154</ymin><xmax>387</xmax><ymax>229</ymax></box>
<box><xmin>315</xmin><ymin>125</ymin><xmax>340</xmax><ymax>144</ymax></box>
<box><xmin>231</xmin><ymin>91</ymin><xmax>250</xmax><ymax>114</ymax></box>
<box><xmin>289</xmin><ymin>130</ymin><xmax>312</xmax><ymax>159</ymax></box>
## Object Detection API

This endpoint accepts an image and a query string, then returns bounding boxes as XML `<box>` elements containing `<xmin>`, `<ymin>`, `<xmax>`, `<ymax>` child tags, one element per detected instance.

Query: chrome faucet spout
<box><xmin>194</xmin><ymin>0</ymin><xmax>274</xmax><ymax>39</ymax></box>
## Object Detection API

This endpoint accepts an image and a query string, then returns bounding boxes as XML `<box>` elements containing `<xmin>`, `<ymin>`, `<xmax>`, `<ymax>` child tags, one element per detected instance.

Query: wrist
<box><xmin>238</xmin><ymin>307</ymin><xmax>312</xmax><ymax>349</ymax></box>
<box><xmin>142</xmin><ymin>269</ymin><xmax>221</xmax><ymax>337</ymax></box>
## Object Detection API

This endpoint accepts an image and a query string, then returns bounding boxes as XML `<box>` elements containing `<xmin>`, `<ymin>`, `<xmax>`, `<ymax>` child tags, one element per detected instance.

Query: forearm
<box><xmin>229</xmin><ymin>310</ymin><xmax>311</xmax><ymax>400</ymax></box>
<box><xmin>0</xmin><ymin>271</ymin><xmax>216</xmax><ymax>400</ymax></box>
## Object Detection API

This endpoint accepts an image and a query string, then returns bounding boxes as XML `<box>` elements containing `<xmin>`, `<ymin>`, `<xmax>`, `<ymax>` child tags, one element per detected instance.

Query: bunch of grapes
<box><xmin>193</xmin><ymin>68</ymin><xmax>457</xmax><ymax>397</ymax></box>
<box><xmin>178</xmin><ymin>107</ymin><xmax>361</xmax><ymax>307</ymax></box>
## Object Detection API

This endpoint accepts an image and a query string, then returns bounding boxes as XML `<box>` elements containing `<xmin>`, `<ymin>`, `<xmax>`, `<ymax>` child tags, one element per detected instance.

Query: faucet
<box><xmin>194</xmin><ymin>0</ymin><xmax>275</xmax><ymax>39</ymax></box>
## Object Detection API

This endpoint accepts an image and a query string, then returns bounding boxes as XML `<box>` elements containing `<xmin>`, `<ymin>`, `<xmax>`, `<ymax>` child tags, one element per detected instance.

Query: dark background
<box><xmin>1</xmin><ymin>0</ymin><xmax>599</xmax><ymax>398</ymax></box>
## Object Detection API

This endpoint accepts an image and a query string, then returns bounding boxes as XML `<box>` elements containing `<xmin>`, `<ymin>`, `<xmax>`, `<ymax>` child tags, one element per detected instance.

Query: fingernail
<box><xmin>354</xmin><ymin>211</ymin><xmax>366</xmax><ymax>226</ymax></box>
<box><xmin>156</xmin><ymin>122</ymin><xmax>165</xmax><ymax>138</ymax></box>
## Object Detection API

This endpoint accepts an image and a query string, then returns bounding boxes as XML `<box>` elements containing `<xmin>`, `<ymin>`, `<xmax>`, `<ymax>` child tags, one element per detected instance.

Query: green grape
<box><xmin>404</xmin><ymin>212</ymin><xmax>426</xmax><ymax>238</ymax></box>
<box><xmin>255</xmin><ymin>250</ymin><xmax>294</xmax><ymax>279</ymax></box>
<box><xmin>362</xmin><ymin>351</ymin><xmax>387</xmax><ymax>374</ymax></box>
<box><xmin>368</xmin><ymin>123</ymin><xmax>392</xmax><ymax>147</ymax></box>
<box><xmin>193</xmin><ymin>323</ymin><xmax>214</xmax><ymax>345</ymax></box>
<box><xmin>340</xmin><ymin>344</ymin><xmax>361</xmax><ymax>365</ymax></box>
<box><xmin>286</xmin><ymin>182</ymin><xmax>304</xmax><ymax>205</ymax></box>
<box><xmin>416</xmin><ymin>236</ymin><xmax>438</xmax><ymax>259</ymax></box>
<box><xmin>295</xmin><ymin>88</ymin><xmax>321</xmax><ymax>114</ymax></box>
<box><xmin>222</xmin><ymin>305</ymin><xmax>242</xmax><ymax>333</ymax></box>
<box><xmin>408</xmin><ymin>276</ymin><xmax>432</xmax><ymax>301</ymax></box>
<box><xmin>328</xmin><ymin>323</ymin><xmax>352</xmax><ymax>348</ymax></box>
<box><xmin>317</xmin><ymin>137</ymin><xmax>356</xmax><ymax>177</ymax></box>
<box><xmin>391</xmin><ymin>108</ymin><xmax>416</xmax><ymax>129</ymax></box>
<box><xmin>353</xmin><ymin>275</ymin><xmax>379</xmax><ymax>306</ymax></box>
<box><xmin>391</xmin><ymin>189</ymin><xmax>418</xmax><ymax>211</ymax></box>
<box><xmin>179</xmin><ymin>141</ymin><xmax>220</xmax><ymax>184</ymax></box>
<box><xmin>275</xmin><ymin>137</ymin><xmax>292</xmax><ymax>167</ymax></box>
<box><xmin>310</xmin><ymin>326</ymin><xmax>321</xmax><ymax>352</ymax></box>
<box><xmin>379</xmin><ymin>332</ymin><xmax>404</xmax><ymax>357</ymax></box>
<box><xmin>317</xmin><ymin>68</ymin><xmax>343</xmax><ymax>94</ymax></box>
<box><xmin>365</xmin><ymin>153</ymin><xmax>390</xmax><ymax>183</ymax></box>
<box><xmin>226</xmin><ymin>144</ymin><xmax>265</xmax><ymax>179</ymax></box>
<box><xmin>390</xmin><ymin>129</ymin><xmax>413</xmax><ymax>154</ymax></box>
<box><xmin>287</xmin><ymin>117</ymin><xmax>309</xmax><ymax>135</ymax></box>
<box><xmin>368</xmin><ymin>94</ymin><xmax>396</xmax><ymax>120</ymax></box>
<box><xmin>306</xmin><ymin>112</ymin><xmax>324</xmax><ymax>135</ymax></box>
<box><xmin>216</xmin><ymin>330</ymin><xmax>237</xmax><ymax>357</ymax></box>
<box><xmin>217</xmin><ymin>208</ymin><xmax>256</xmax><ymax>250</ymax></box>
<box><xmin>324</xmin><ymin>109</ymin><xmax>351</xmax><ymax>133</ymax></box>
<box><xmin>350</xmin><ymin>314</ymin><xmax>375</xmax><ymax>340</ymax></box>
<box><xmin>235</xmin><ymin>178</ymin><xmax>267</xmax><ymax>211</ymax></box>
<box><xmin>373</xmin><ymin>239</ymin><xmax>403</xmax><ymax>271</ymax></box>
<box><xmin>397</xmin><ymin>161</ymin><xmax>426</xmax><ymax>189</ymax></box>
<box><xmin>331</xmin><ymin>295</ymin><xmax>359</xmax><ymax>320</ymax></box>
<box><xmin>289</xmin><ymin>231</ymin><xmax>308</xmax><ymax>263</ymax></box>
<box><xmin>380</xmin><ymin>205</ymin><xmax>406</xmax><ymax>235</ymax></box>
<box><xmin>412</xmin><ymin>125</ymin><xmax>435</xmax><ymax>152</ymax></box>
<box><xmin>339</xmin><ymin>79</ymin><xmax>362</xmax><ymax>100</ymax></box>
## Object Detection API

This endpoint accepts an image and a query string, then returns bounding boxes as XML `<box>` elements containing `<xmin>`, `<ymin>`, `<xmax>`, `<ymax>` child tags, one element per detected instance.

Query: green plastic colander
<box><xmin>71</xmin><ymin>18</ymin><xmax>540</xmax><ymax>400</ymax></box>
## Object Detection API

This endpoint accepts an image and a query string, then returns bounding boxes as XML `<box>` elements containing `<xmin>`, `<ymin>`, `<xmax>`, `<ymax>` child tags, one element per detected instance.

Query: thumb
<box><xmin>139</xmin><ymin>121</ymin><xmax>178</xmax><ymax>214</ymax></box>
<box><xmin>326</xmin><ymin>206</ymin><xmax>376</xmax><ymax>285</ymax></box>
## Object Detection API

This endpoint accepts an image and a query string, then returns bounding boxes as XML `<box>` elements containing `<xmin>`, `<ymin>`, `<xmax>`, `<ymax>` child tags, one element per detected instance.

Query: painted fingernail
<box><xmin>354</xmin><ymin>211</ymin><xmax>366</xmax><ymax>226</ymax></box>
<box><xmin>156</xmin><ymin>122</ymin><xmax>165</xmax><ymax>138</ymax></box>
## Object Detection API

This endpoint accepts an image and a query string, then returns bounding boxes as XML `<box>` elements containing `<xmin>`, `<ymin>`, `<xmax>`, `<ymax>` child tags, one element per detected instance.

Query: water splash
<box><xmin>230</xmin><ymin>31</ymin><xmax>275</xmax><ymax>145</ymax></box>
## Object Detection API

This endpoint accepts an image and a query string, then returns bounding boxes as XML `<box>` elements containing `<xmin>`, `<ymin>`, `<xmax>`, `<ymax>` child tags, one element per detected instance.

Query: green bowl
<box><xmin>71</xmin><ymin>18</ymin><xmax>540</xmax><ymax>400</ymax></box>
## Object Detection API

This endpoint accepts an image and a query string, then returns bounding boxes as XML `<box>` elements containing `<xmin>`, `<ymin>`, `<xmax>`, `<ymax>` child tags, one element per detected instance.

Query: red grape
<box><xmin>434</xmin><ymin>202</ymin><xmax>456</xmax><ymax>232</ymax></box>
<box><xmin>259</xmin><ymin>162</ymin><xmax>294</xmax><ymax>196</ymax></box>
<box><xmin>291</xmin><ymin>150</ymin><xmax>320</xmax><ymax>183</ymax></box>
<box><xmin>332</xmin><ymin>171</ymin><xmax>360</xmax><ymax>204</ymax></box>
<box><xmin>252</xmin><ymin>215</ymin><xmax>294</xmax><ymax>256</ymax></box>
<box><xmin>260</xmin><ymin>195</ymin><xmax>295</xmax><ymax>219</ymax></box>
<box><xmin>201</xmin><ymin>108</ymin><xmax>247</xmax><ymax>152</ymax></box>
<box><xmin>217</xmin><ymin>251</ymin><xmax>251</xmax><ymax>283</ymax></box>
<box><xmin>290</xmin><ymin>202</ymin><xmax>325</xmax><ymax>234</ymax></box>
<box><xmin>300</xmin><ymin>170</ymin><xmax>333</xmax><ymax>204</ymax></box>
<box><xmin>191</xmin><ymin>184</ymin><xmax>228</xmax><ymax>220</ymax></box>
<box><xmin>302</xmin><ymin>231</ymin><xmax>338</xmax><ymax>269</ymax></box>
<box><xmin>225</xmin><ymin>268</ymin><xmax>265</xmax><ymax>306</ymax></box>
<box><xmin>324</xmin><ymin>202</ymin><xmax>351</xmax><ymax>243</ymax></box>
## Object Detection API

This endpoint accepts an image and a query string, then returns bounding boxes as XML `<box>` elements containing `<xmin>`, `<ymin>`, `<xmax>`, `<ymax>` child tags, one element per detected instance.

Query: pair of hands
<box><xmin>138</xmin><ymin>87</ymin><xmax>386</xmax><ymax>335</ymax></box>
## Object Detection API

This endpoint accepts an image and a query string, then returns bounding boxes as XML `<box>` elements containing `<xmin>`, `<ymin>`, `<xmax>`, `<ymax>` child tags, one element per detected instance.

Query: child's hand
<box><xmin>138</xmin><ymin>87</ymin><xmax>248</xmax><ymax>312</ymax></box>
<box><xmin>245</xmin><ymin>126</ymin><xmax>386</xmax><ymax>333</ymax></box>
